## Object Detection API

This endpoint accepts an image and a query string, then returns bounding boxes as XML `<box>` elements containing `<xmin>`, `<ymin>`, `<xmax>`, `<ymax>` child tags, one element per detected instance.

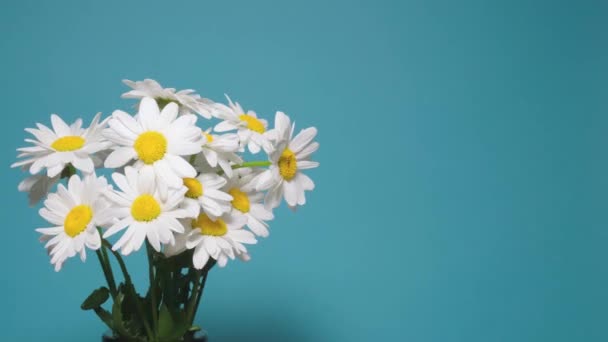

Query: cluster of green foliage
<box><xmin>82</xmin><ymin>241</ymin><xmax>215</xmax><ymax>342</ymax></box>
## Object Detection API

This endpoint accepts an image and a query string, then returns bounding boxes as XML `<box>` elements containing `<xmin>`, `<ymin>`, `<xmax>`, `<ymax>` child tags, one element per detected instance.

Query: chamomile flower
<box><xmin>252</xmin><ymin>111</ymin><xmax>319</xmax><ymax>209</ymax></box>
<box><xmin>225</xmin><ymin>169</ymin><xmax>274</xmax><ymax>237</ymax></box>
<box><xmin>197</xmin><ymin>130</ymin><xmax>242</xmax><ymax>177</ymax></box>
<box><xmin>36</xmin><ymin>173</ymin><xmax>112</xmax><ymax>271</ymax></box>
<box><xmin>103</xmin><ymin>167</ymin><xmax>190</xmax><ymax>255</ymax></box>
<box><xmin>103</xmin><ymin>97</ymin><xmax>204</xmax><ymax>189</ymax></box>
<box><xmin>122</xmin><ymin>79</ymin><xmax>215</xmax><ymax>119</ymax></box>
<box><xmin>12</xmin><ymin>113</ymin><xmax>110</xmax><ymax>177</ymax></box>
<box><xmin>181</xmin><ymin>173</ymin><xmax>233</xmax><ymax>219</ymax></box>
<box><xmin>185</xmin><ymin>212</ymin><xmax>256</xmax><ymax>268</ymax></box>
<box><xmin>18</xmin><ymin>173</ymin><xmax>60</xmax><ymax>206</ymax></box>
<box><xmin>214</xmin><ymin>96</ymin><xmax>272</xmax><ymax>154</ymax></box>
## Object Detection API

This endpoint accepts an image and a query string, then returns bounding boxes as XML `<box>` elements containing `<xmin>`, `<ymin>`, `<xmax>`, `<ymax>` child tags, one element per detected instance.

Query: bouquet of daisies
<box><xmin>12</xmin><ymin>79</ymin><xmax>319</xmax><ymax>341</ymax></box>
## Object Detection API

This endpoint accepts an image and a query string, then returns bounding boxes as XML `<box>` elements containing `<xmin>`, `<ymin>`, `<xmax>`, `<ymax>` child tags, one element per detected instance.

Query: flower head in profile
<box><xmin>226</xmin><ymin>168</ymin><xmax>274</xmax><ymax>237</ymax></box>
<box><xmin>103</xmin><ymin>97</ymin><xmax>203</xmax><ymax>189</ymax></box>
<box><xmin>103</xmin><ymin>167</ymin><xmax>190</xmax><ymax>255</ymax></box>
<box><xmin>186</xmin><ymin>212</ymin><xmax>256</xmax><ymax>268</ymax></box>
<box><xmin>12</xmin><ymin>113</ymin><xmax>110</xmax><ymax>177</ymax></box>
<box><xmin>36</xmin><ymin>173</ymin><xmax>112</xmax><ymax>271</ymax></box>
<box><xmin>122</xmin><ymin>79</ymin><xmax>215</xmax><ymax>119</ymax></box>
<box><xmin>196</xmin><ymin>130</ymin><xmax>242</xmax><ymax>177</ymax></box>
<box><xmin>181</xmin><ymin>173</ymin><xmax>233</xmax><ymax>219</ymax></box>
<box><xmin>214</xmin><ymin>96</ymin><xmax>272</xmax><ymax>154</ymax></box>
<box><xmin>251</xmin><ymin>112</ymin><xmax>319</xmax><ymax>209</ymax></box>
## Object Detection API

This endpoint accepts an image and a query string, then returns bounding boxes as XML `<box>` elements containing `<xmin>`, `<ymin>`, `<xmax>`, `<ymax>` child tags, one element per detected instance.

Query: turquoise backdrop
<box><xmin>1</xmin><ymin>0</ymin><xmax>607</xmax><ymax>341</ymax></box>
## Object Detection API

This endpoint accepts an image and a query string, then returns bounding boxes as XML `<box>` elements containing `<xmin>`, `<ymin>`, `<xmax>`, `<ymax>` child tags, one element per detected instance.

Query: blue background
<box><xmin>1</xmin><ymin>0</ymin><xmax>607</xmax><ymax>341</ymax></box>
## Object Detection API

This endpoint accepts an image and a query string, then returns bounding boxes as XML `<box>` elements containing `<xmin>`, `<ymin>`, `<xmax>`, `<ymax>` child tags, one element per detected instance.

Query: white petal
<box><xmin>51</xmin><ymin>114</ymin><xmax>72</xmax><ymax>136</ymax></box>
<box><xmin>193</xmin><ymin>245</ymin><xmax>210</xmax><ymax>269</ymax></box>
<box><xmin>72</xmin><ymin>156</ymin><xmax>94</xmax><ymax>173</ymax></box>
<box><xmin>289</xmin><ymin>127</ymin><xmax>317</xmax><ymax>154</ymax></box>
<box><xmin>274</xmin><ymin>111</ymin><xmax>291</xmax><ymax>141</ymax></box>
<box><xmin>246</xmin><ymin>216</ymin><xmax>269</xmax><ymax>238</ymax></box>
<box><xmin>104</xmin><ymin>217</ymin><xmax>132</xmax><ymax>238</ymax></box>
<box><xmin>297</xmin><ymin>160</ymin><xmax>319</xmax><ymax>170</ymax></box>
<box><xmin>264</xmin><ymin>184</ymin><xmax>283</xmax><ymax>209</ymax></box>
<box><xmin>283</xmin><ymin>180</ymin><xmax>298</xmax><ymax>207</ymax></box>
<box><xmin>296</xmin><ymin>142</ymin><xmax>319</xmax><ymax>159</ymax></box>
<box><xmin>138</xmin><ymin>98</ymin><xmax>161</xmax><ymax>130</ymax></box>
<box><xmin>105</xmin><ymin>148</ymin><xmax>136</xmax><ymax>168</ymax></box>
<box><xmin>166</xmin><ymin>155</ymin><xmax>196</xmax><ymax>178</ymax></box>
<box><xmin>137</xmin><ymin>166</ymin><xmax>156</xmax><ymax>194</ymax></box>
<box><xmin>160</xmin><ymin>102</ymin><xmax>179</xmax><ymax>123</ymax></box>
<box><xmin>147</xmin><ymin>228</ymin><xmax>161</xmax><ymax>252</ymax></box>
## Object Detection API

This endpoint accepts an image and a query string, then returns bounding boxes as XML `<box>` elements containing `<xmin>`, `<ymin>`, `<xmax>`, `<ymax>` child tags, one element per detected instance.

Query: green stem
<box><xmin>232</xmin><ymin>161</ymin><xmax>271</xmax><ymax>170</ymax></box>
<box><xmin>102</xmin><ymin>239</ymin><xmax>132</xmax><ymax>284</ymax></box>
<box><xmin>188</xmin><ymin>260</ymin><xmax>216</xmax><ymax>324</ymax></box>
<box><xmin>102</xmin><ymin>238</ymin><xmax>154</xmax><ymax>340</ymax></box>
<box><xmin>100</xmin><ymin>243</ymin><xmax>117</xmax><ymax>294</ymax></box>
<box><xmin>95</xmin><ymin>249</ymin><xmax>117</xmax><ymax>298</ymax></box>
<box><xmin>191</xmin><ymin>270</ymin><xmax>210</xmax><ymax>324</ymax></box>
<box><xmin>185</xmin><ymin>269</ymin><xmax>202</xmax><ymax>322</ymax></box>
<box><xmin>146</xmin><ymin>242</ymin><xmax>159</xmax><ymax>335</ymax></box>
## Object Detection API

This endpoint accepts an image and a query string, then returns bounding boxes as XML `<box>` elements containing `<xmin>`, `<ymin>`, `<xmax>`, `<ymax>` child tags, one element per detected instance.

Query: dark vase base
<box><xmin>102</xmin><ymin>331</ymin><xmax>208</xmax><ymax>342</ymax></box>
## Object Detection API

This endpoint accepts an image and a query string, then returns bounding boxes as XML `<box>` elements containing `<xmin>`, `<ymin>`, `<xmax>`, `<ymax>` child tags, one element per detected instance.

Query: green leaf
<box><xmin>158</xmin><ymin>304</ymin><xmax>190</xmax><ymax>342</ymax></box>
<box><xmin>94</xmin><ymin>307</ymin><xmax>114</xmax><ymax>330</ymax></box>
<box><xmin>111</xmin><ymin>293</ymin><xmax>137</xmax><ymax>339</ymax></box>
<box><xmin>81</xmin><ymin>287</ymin><xmax>110</xmax><ymax>310</ymax></box>
<box><xmin>117</xmin><ymin>283</ymin><xmax>150</xmax><ymax>339</ymax></box>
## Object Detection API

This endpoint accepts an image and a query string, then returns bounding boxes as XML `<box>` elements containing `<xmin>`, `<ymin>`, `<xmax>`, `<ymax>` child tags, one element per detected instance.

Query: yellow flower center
<box><xmin>64</xmin><ymin>205</ymin><xmax>93</xmax><ymax>237</ymax></box>
<box><xmin>229</xmin><ymin>188</ymin><xmax>250</xmax><ymax>213</ymax></box>
<box><xmin>131</xmin><ymin>194</ymin><xmax>161</xmax><ymax>222</ymax></box>
<box><xmin>134</xmin><ymin>131</ymin><xmax>167</xmax><ymax>164</ymax></box>
<box><xmin>202</xmin><ymin>132</ymin><xmax>214</xmax><ymax>143</ymax></box>
<box><xmin>51</xmin><ymin>136</ymin><xmax>85</xmax><ymax>152</ymax></box>
<box><xmin>192</xmin><ymin>213</ymin><xmax>227</xmax><ymax>237</ymax></box>
<box><xmin>239</xmin><ymin>114</ymin><xmax>266</xmax><ymax>133</ymax></box>
<box><xmin>278</xmin><ymin>148</ymin><xmax>297</xmax><ymax>180</ymax></box>
<box><xmin>183</xmin><ymin>178</ymin><xmax>203</xmax><ymax>199</ymax></box>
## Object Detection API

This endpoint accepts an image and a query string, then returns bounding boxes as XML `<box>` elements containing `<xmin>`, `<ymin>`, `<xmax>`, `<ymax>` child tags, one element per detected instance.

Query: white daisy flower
<box><xmin>185</xmin><ymin>212</ymin><xmax>256</xmax><ymax>268</ymax></box>
<box><xmin>11</xmin><ymin>113</ymin><xmax>110</xmax><ymax>177</ymax></box>
<box><xmin>122</xmin><ymin>79</ymin><xmax>215</xmax><ymax>119</ymax></box>
<box><xmin>164</xmin><ymin>222</ymin><xmax>252</xmax><ymax>262</ymax></box>
<box><xmin>103</xmin><ymin>97</ymin><xmax>204</xmax><ymax>189</ymax></box>
<box><xmin>214</xmin><ymin>96</ymin><xmax>272</xmax><ymax>154</ymax></box>
<box><xmin>181</xmin><ymin>173</ymin><xmax>233</xmax><ymax>219</ymax></box>
<box><xmin>18</xmin><ymin>173</ymin><xmax>60</xmax><ymax>206</ymax></box>
<box><xmin>197</xmin><ymin>130</ymin><xmax>242</xmax><ymax>177</ymax></box>
<box><xmin>102</xmin><ymin>167</ymin><xmax>190</xmax><ymax>255</ymax></box>
<box><xmin>225</xmin><ymin>169</ymin><xmax>274</xmax><ymax>238</ymax></box>
<box><xmin>252</xmin><ymin>111</ymin><xmax>319</xmax><ymax>209</ymax></box>
<box><xmin>36</xmin><ymin>173</ymin><xmax>112</xmax><ymax>271</ymax></box>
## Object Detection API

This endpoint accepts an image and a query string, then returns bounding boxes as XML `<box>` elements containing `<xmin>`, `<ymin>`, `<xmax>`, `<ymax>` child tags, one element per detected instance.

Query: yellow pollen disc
<box><xmin>64</xmin><ymin>205</ymin><xmax>93</xmax><ymax>237</ymax></box>
<box><xmin>51</xmin><ymin>136</ymin><xmax>85</xmax><ymax>152</ymax></box>
<box><xmin>278</xmin><ymin>148</ymin><xmax>297</xmax><ymax>181</ymax></box>
<box><xmin>202</xmin><ymin>132</ymin><xmax>214</xmax><ymax>143</ymax></box>
<box><xmin>134</xmin><ymin>131</ymin><xmax>167</xmax><ymax>164</ymax></box>
<box><xmin>192</xmin><ymin>213</ymin><xmax>227</xmax><ymax>237</ymax></box>
<box><xmin>229</xmin><ymin>188</ymin><xmax>250</xmax><ymax>213</ymax></box>
<box><xmin>183</xmin><ymin>178</ymin><xmax>203</xmax><ymax>199</ymax></box>
<box><xmin>131</xmin><ymin>194</ymin><xmax>161</xmax><ymax>222</ymax></box>
<box><xmin>239</xmin><ymin>114</ymin><xmax>266</xmax><ymax>133</ymax></box>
